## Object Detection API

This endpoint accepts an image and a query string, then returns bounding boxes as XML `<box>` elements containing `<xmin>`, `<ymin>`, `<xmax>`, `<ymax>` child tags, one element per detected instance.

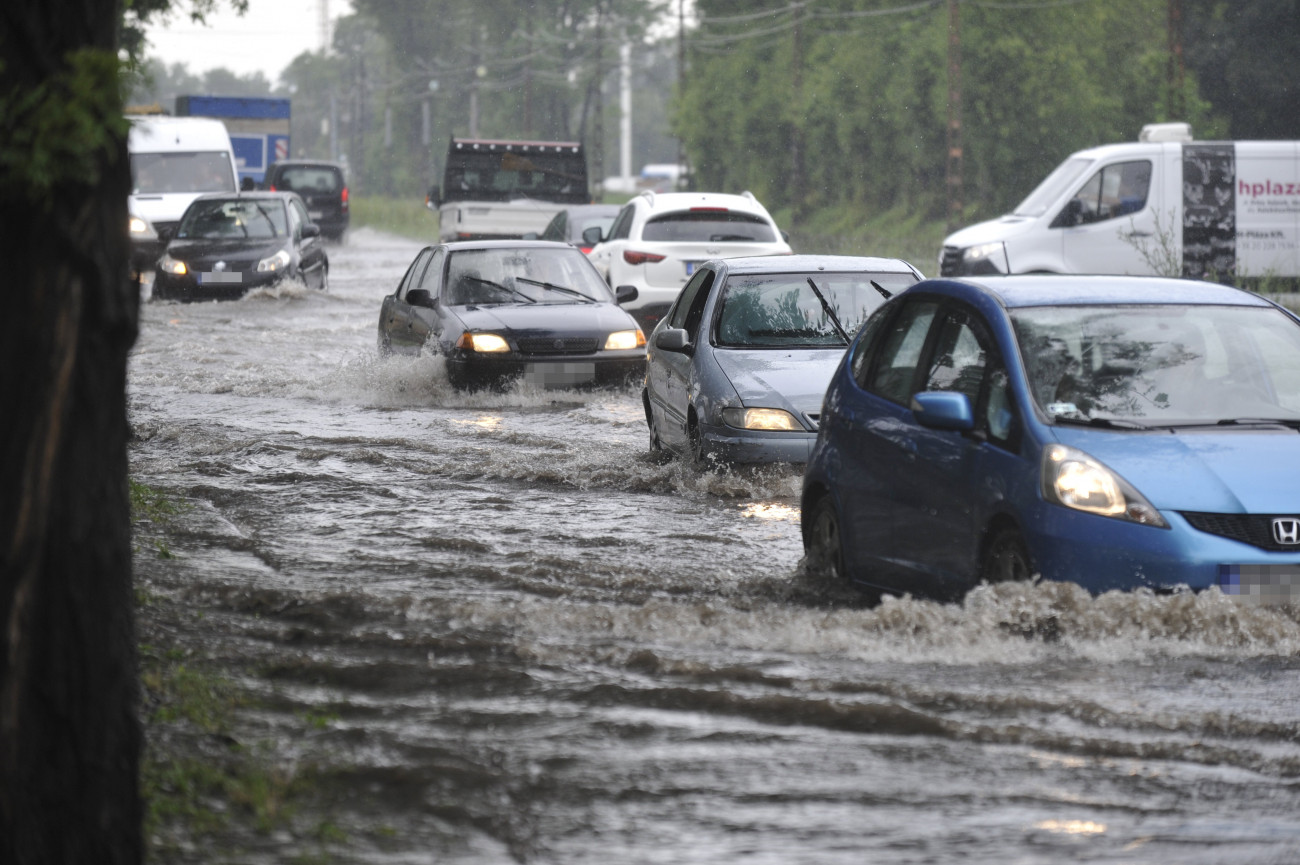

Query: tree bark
<box><xmin>1</xmin><ymin>2</ymin><xmax>144</xmax><ymax>862</ymax></box>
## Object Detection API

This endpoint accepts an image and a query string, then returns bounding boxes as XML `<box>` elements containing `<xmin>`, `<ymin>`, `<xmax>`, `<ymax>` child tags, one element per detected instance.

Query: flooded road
<box><xmin>129</xmin><ymin>229</ymin><xmax>1300</xmax><ymax>864</ymax></box>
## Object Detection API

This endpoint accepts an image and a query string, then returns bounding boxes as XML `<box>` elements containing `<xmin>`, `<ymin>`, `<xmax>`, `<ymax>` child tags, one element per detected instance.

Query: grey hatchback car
<box><xmin>643</xmin><ymin>255</ymin><xmax>923</xmax><ymax>463</ymax></box>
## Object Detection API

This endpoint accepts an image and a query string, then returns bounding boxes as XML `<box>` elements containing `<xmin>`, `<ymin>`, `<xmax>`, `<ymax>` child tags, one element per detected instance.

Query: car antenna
<box><xmin>805</xmin><ymin>278</ymin><xmax>850</xmax><ymax>343</ymax></box>
<box><xmin>870</xmin><ymin>280</ymin><xmax>892</xmax><ymax>299</ymax></box>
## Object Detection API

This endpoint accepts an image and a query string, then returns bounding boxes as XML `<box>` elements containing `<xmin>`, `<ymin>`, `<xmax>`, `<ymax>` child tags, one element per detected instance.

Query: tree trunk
<box><xmin>1</xmin><ymin>2</ymin><xmax>144</xmax><ymax>863</ymax></box>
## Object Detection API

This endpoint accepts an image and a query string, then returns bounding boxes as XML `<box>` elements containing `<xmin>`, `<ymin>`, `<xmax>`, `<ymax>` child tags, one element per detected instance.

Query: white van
<box><xmin>128</xmin><ymin>115</ymin><xmax>240</xmax><ymax>271</ymax></box>
<box><xmin>940</xmin><ymin>123</ymin><xmax>1300</xmax><ymax>281</ymax></box>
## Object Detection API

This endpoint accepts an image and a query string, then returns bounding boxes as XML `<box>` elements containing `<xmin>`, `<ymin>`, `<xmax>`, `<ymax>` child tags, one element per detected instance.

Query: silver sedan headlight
<box><xmin>722</xmin><ymin>407</ymin><xmax>804</xmax><ymax>431</ymax></box>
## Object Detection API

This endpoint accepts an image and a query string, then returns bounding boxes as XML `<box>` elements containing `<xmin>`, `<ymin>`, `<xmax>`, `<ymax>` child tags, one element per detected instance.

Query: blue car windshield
<box><xmin>1012</xmin><ymin>304</ymin><xmax>1300</xmax><ymax>425</ymax></box>
<box><xmin>716</xmin><ymin>272</ymin><xmax>916</xmax><ymax>347</ymax></box>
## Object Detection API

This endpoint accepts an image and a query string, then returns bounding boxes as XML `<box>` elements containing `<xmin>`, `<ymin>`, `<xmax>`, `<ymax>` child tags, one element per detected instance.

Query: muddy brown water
<box><xmin>129</xmin><ymin>228</ymin><xmax>1300</xmax><ymax>864</ymax></box>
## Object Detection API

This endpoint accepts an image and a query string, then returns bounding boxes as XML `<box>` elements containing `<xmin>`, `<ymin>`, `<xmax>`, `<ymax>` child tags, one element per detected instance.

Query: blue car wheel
<box><xmin>981</xmin><ymin>526</ymin><xmax>1032</xmax><ymax>584</ymax></box>
<box><xmin>804</xmin><ymin>496</ymin><xmax>846</xmax><ymax>581</ymax></box>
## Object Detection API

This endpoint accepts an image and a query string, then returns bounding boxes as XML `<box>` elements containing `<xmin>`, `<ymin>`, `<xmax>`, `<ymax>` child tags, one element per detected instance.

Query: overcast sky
<box><xmin>144</xmin><ymin>0</ymin><xmax>353</xmax><ymax>83</ymax></box>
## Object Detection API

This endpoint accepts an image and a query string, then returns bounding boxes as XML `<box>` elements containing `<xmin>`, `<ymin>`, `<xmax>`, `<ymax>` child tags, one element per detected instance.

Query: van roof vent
<box><xmin>1139</xmin><ymin>122</ymin><xmax>1193</xmax><ymax>143</ymax></box>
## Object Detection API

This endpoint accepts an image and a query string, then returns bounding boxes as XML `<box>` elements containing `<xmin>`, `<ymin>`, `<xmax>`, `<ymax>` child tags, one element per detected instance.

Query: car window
<box><xmin>574</xmin><ymin>213</ymin><xmax>616</xmax><ymax>243</ymax></box>
<box><xmin>923</xmin><ymin>312</ymin><xmax>988</xmax><ymax>400</ymax></box>
<box><xmin>417</xmin><ymin>248</ymin><xmax>446</xmax><ymax>296</ymax></box>
<box><xmin>131</xmin><ymin>151</ymin><xmax>235</xmax><ymax>194</ymax></box>
<box><xmin>276</xmin><ymin>166</ymin><xmax>341</xmax><ymax>194</ymax></box>
<box><xmin>444</xmin><ymin>247</ymin><xmax>613</xmax><ymax>306</ymax></box>
<box><xmin>641</xmin><ymin>211</ymin><xmax>777</xmax><ymax>243</ymax></box>
<box><xmin>608</xmin><ymin>204</ymin><xmax>635</xmax><ymax>241</ymax></box>
<box><xmin>1011</xmin><ymin>304</ymin><xmax>1300</xmax><ymax>424</ymax></box>
<box><xmin>715</xmin><ymin>273</ymin><xmax>898</xmax><ymax>348</ymax></box>
<box><xmin>1062</xmin><ymin>160</ymin><xmax>1152</xmax><ymax>224</ymax></box>
<box><xmin>864</xmin><ymin>299</ymin><xmax>940</xmax><ymax>405</ymax></box>
<box><xmin>541</xmin><ymin>212</ymin><xmax>566</xmax><ymax>242</ymax></box>
<box><xmin>667</xmin><ymin>268</ymin><xmax>714</xmax><ymax>330</ymax></box>
<box><xmin>177</xmin><ymin>198</ymin><xmax>287</xmax><ymax>240</ymax></box>
<box><xmin>287</xmin><ymin>198</ymin><xmax>307</xmax><ymax>237</ymax></box>
<box><xmin>851</xmin><ymin>303</ymin><xmax>896</xmax><ymax>387</ymax></box>
<box><xmin>396</xmin><ymin>248</ymin><xmax>434</xmax><ymax>300</ymax></box>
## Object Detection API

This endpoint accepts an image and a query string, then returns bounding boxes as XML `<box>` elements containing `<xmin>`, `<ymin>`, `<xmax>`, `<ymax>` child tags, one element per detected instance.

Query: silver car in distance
<box><xmin>643</xmin><ymin>254</ymin><xmax>923</xmax><ymax>464</ymax></box>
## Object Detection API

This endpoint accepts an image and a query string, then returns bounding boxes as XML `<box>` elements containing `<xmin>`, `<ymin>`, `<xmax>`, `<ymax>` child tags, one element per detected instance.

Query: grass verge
<box><xmin>350</xmin><ymin>195</ymin><xmax>439</xmax><ymax>242</ymax></box>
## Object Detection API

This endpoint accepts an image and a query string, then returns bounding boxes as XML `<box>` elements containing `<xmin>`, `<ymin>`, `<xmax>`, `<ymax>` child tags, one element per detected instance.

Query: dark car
<box><xmin>377</xmin><ymin>240</ymin><xmax>645</xmax><ymax>390</ymax></box>
<box><xmin>802</xmin><ymin>274</ymin><xmax>1300</xmax><ymax>604</ymax></box>
<box><xmin>534</xmin><ymin>204</ymin><xmax>621</xmax><ymax>254</ymax></box>
<box><xmin>264</xmin><ymin>160</ymin><xmax>349</xmax><ymax>241</ymax></box>
<box><xmin>152</xmin><ymin>192</ymin><xmax>329</xmax><ymax>301</ymax></box>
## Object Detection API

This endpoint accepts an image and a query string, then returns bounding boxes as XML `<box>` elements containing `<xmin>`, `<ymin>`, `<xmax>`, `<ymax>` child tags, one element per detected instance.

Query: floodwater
<box><xmin>129</xmin><ymin>229</ymin><xmax>1300</xmax><ymax>864</ymax></box>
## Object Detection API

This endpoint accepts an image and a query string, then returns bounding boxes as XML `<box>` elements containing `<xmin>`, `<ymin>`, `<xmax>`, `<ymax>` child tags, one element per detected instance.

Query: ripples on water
<box><xmin>130</xmin><ymin>230</ymin><xmax>1300</xmax><ymax>864</ymax></box>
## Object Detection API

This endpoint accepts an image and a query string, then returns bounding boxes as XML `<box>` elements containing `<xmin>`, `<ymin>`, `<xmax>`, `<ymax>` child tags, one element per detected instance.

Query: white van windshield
<box><xmin>131</xmin><ymin>152</ymin><xmax>235</xmax><ymax>195</ymax></box>
<box><xmin>1012</xmin><ymin>156</ymin><xmax>1093</xmax><ymax>218</ymax></box>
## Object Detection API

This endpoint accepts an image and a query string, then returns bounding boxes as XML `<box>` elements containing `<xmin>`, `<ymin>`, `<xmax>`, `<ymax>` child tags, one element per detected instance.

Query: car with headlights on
<box><xmin>152</xmin><ymin>191</ymin><xmax>328</xmax><ymax>300</ymax></box>
<box><xmin>585</xmin><ymin>190</ymin><xmax>792</xmax><ymax>332</ymax></box>
<box><xmin>377</xmin><ymin>240</ymin><xmax>645</xmax><ymax>390</ymax></box>
<box><xmin>802</xmin><ymin>274</ymin><xmax>1300</xmax><ymax>604</ymax></box>
<box><xmin>644</xmin><ymin>255</ymin><xmax>923</xmax><ymax>463</ymax></box>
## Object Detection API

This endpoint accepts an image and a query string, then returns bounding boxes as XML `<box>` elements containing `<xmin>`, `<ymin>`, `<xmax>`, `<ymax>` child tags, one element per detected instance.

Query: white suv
<box><xmin>585</xmin><ymin>191</ymin><xmax>792</xmax><ymax>332</ymax></box>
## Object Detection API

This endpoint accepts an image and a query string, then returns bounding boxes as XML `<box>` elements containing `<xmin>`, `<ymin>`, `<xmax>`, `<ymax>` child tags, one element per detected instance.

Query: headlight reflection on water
<box><xmin>740</xmin><ymin>502</ymin><xmax>799</xmax><ymax>523</ymax></box>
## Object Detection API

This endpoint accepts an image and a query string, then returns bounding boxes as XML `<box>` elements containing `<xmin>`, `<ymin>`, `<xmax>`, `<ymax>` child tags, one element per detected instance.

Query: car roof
<box><xmin>634</xmin><ymin>190</ymin><xmax>771</xmax><ymax>215</ymax></box>
<box><xmin>440</xmin><ymin>239</ymin><xmax>582</xmax><ymax>252</ymax></box>
<box><xmin>718</xmin><ymin>254</ymin><xmax>919</xmax><ymax>275</ymax></box>
<box><xmin>270</xmin><ymin>160</ymin><xmax>345</xmax><ymax>170</ymax></box>
<box><xmin>193</xmin><ymin>191</ymin><xmax>294</xmax><ymax>203</ymax></box>
<box><xmin>929</xmin><ymin>274</ymin><xmax>1275</xmax><ymax>309</ymax></box>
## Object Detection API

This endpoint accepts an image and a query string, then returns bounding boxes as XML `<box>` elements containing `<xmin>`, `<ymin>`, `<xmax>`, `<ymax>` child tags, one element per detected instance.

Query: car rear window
<box><xmin>642</xmin><ymin>211</ymin><xmax>776</xmax><ymax>243</ymax></box>
<box><xmin>276</xmin><ymin>167</ymin><xmax>341</xmax><ymax>194</ymax></box>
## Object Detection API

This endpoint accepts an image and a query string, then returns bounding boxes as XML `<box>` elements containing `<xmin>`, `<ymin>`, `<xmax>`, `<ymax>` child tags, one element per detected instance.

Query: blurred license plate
<box><xmin>1218</xmin><ymin>564</ymin><xmax>1300</xmax><ymax>604</ymax></box>
<box><xmin>523</xmin><ymin>362</ymin><xmax>596</xmax><ymax>388</ymax></box>
<box><xmin>685</xmin><ymin>261</ymin><xmax>701</xmax><ymax>275</ymax></box>
<box><xmin>199</xmin><ymin>272</ymin><xmax>242</xmax><ymax>284</ymax></box>
<box><xmin>309</xmin><ymin>210</ymin><xmax>324</xmax><ymax>219</ymax></box>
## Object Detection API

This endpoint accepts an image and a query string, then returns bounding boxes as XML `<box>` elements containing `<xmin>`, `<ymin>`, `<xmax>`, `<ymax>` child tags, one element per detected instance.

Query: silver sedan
<box><xmin>643</xmin><ymin>254</ymin><xmax>923</xmax><ymax>464</ymax></box>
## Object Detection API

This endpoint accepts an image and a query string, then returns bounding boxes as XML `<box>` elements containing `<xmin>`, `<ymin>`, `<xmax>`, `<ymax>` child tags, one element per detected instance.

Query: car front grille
<box><xmin>1180</xmin><ymin>511</ymin><xmax>1300</xmax><ymax>552</ymax></box>
<box><xmin>939</xmin><ymin>245</ymin><xmax>964</xmax><ymax>276</ymax></box>
<box><xmin>516</xmin><ymin>337</ymin><xmax>599</xmax><ymax>356</ymax></box>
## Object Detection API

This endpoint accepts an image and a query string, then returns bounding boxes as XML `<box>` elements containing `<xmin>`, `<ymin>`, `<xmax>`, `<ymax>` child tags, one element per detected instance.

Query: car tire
<box><xmin>643</xmin><ymin>391</ymin><xmax>662</xmax><ymax>452</ymax></box>
<box><xmin>376</xmin><ymin>325</ymin><xmax>392</xmax><ymax>357</ymax></box>
<box><xmin>318</xmin><ymin>264</ymin><xmax>329</xmax><ymax>292</ymax></box>
<box><xmin>687</xmin><ymin>413</ymin><xmax>707</xmax><ymax>465</ymax></box>
<box><xmin>981</xmin><ymin>527</ymin><xmax>1032</xmax><ymax>584</ymax></box>
<box><xmin>804</xmin><ymin>496</ymin><xmax>847</xmax><ymax>581</ymax></box>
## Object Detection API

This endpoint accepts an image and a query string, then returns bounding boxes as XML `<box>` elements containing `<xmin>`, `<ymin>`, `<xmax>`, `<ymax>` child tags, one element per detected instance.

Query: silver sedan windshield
<box><xmin>715</xmin><ymin>272</ymin><xmax>914</xmax><ymax>347</ymax></box>
<box><xmin>1012</xmin><ymin>304</ymin><xmax>1300</xmax><ymax>425</ymax></box>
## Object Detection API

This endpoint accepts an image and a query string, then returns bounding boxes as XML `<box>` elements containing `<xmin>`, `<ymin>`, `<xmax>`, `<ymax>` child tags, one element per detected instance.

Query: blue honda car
<box><xmin>801</xmin><ymin>275</ymin><xmax>1300</xmax><ymax>603</ymax></box>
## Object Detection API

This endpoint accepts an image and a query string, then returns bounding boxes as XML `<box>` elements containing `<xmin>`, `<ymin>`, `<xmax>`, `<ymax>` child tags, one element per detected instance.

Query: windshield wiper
<box><xmin>514</xmin><ymin>277</ymin><xmax>594</xmax><ymax>303</ymax></box>
<box><xmin>805</xmin><ymin>278</ymin><xmax>850</xmax><ymax>344</ymax></box>
<box><xmin>467</xmin><ymin>276</ymin><xmax>535</xmax><ymax>303</ymax></box>
<box><xmin>1215</xmin><ymin>417</ymin><xmax>1300</xmax><ymax>429</ymax></box>
<box><xmin>1053</xmin><ymin>414</ymin><xmax>1150</xmax><ymax>430</ymax></box>
<box><xmin>870</xmin><ymin>280</ymin><xmax>893</xmax><ymax>299</ymax></box>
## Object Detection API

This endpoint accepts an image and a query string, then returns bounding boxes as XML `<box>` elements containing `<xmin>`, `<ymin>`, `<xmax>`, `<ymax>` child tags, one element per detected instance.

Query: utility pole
<box><xmin>790</xmin><ymin>2</ymin><xmax>805</xmax><ymax>218</ymax></box>
<box><xmin>592</xmin><ymin>4</ymin><xmax>605</xmax><ymax>197</ymax></box>
<box><xmin>620</xmin><ymin>40</ymin><xmax>633</xmax><ymax>192</ymax></box>
<box><xmin>676</xmin><ymin>0</ymin><xmax>686</xmax><ymax>188</ymax></box>
<box><xmin>945</xmin><ymin>0</ymin><xmax>964</xmax><ymax>234</ymax></box>
<box><xmin>1167</xmin><ymin>0</ymin><xmax>1185</xmax><ymax>119</ymax></box>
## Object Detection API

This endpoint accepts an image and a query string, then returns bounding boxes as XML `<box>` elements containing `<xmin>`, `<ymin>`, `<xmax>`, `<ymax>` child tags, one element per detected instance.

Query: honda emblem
<box><xmin>1273</xmin><ymin>517</ymin><xmax>1300</xmax><ymax>545</ymax></box>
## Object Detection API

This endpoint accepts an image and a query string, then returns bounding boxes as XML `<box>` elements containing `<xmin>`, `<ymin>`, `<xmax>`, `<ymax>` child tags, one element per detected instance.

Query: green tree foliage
<box><xmin>680</xmin><ymin>0</ymin><xmax>1224</xmax><ymax>222</ymax></box>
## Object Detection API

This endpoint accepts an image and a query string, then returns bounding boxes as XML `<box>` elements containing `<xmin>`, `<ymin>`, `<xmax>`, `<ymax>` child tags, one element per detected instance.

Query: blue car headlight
<box><xmin>1041</xmin><ymin>444</ymin><xmax>1168</xmax><ymax>527</ymax></box>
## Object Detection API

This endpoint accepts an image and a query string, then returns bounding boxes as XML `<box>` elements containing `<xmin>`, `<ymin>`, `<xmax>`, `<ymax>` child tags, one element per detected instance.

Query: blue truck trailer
<box><xmin>175</xmin><ymin>95</ymin><xmax>291</xmax><ymax>186</ymax></box>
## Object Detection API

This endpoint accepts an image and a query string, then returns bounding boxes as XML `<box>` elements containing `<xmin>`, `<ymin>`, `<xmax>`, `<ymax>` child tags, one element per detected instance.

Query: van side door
<box><xmin>1058</xmin><ymin>158</ymin><xmax>1161</xmax><ymax>275</ymax></box>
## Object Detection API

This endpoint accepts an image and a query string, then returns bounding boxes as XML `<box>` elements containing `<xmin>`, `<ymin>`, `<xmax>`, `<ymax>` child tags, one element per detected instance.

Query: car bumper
<box><xmin>152</xmin><ymin>270</ymin><xmax>282</xmax><ymax>301</ymax></box>
<box><xmin>699</xmin><ymin>420</ymin><xmax>817</xmax><ymax>464</ymax></box>
<box><xmin>447</xmin><ymin>352</ymin><xmax>646</xmax><ymax>389</ymax></box>
<box><xmin>1025</xmin><ymin>505</ymin><xmax>1300</xmax><ymax>600</ymax></box>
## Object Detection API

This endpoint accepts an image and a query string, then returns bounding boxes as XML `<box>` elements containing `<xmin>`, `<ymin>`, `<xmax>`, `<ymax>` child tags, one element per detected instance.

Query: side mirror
<box><xmin>615</xmin><ymin>285</ymin><xmax>638</xmax><ymax>305</ymax></box>
<box><xmin>406</xmin><ymin>288</ymin><xmax>437</xmax><ymax>309</ymax></box>
<box><xmin>910</xmin><ymin>391</ymin><xmax>974</xmax><ymax>431</ymax></box>
<box><xmin>157</xmin><ymin>226</ymin><xmax>174</xmax><ymax>243</ymax></box>
<box><xmin>581</xmin><ymin>225</ymin><xmax>604</xmax><ymax>247</ymax></box>
<box><xmin>240</xmin><ymin>176</ymin><xmax>256</xmax><ymax>191</ymax></box>
<box><xmin>654</xmin><ymin>327</ymin><xmax>691</xmax><ymax>354</ymax></box>
<box><xmin>1051</xmin><ymin>198</ymin><xmax>1084</xmax><ymax>229</ymax></box>
<box><xmin>425</xmin><ymin>185</ymin><xmax>441</xmax><ymax>209</ymax></box>
<box><xmin>302</xmin><ymin>223</ymin><xmax>321</xmax><ymax>238</ymax></box>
